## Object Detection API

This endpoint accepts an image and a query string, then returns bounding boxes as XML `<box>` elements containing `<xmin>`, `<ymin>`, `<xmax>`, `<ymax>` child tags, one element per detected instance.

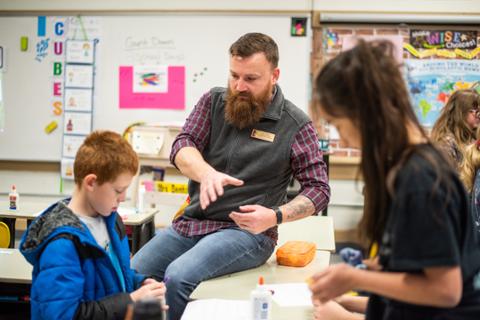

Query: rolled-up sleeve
<box><xmin>170</xmin><ymin>92</ymin><xmax>212</xmax><ymax>165</ymax></box>
<box><xmin>290</xmin><ymin>122</ymin><xmax>330</xmax><ymax>213</ymax></box>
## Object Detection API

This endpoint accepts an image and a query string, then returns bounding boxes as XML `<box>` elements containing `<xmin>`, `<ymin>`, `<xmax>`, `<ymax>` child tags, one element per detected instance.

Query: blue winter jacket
<box><xmin>20</xmin><ymin>199</ymin><xmax>146</xmax><ymax>320</ymax></box>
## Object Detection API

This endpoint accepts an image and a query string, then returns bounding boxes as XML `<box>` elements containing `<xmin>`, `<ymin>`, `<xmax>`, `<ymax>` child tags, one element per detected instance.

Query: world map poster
<box><xmin>405</xmin><ymin>59</ymin><xmax>480</xmax><ymax>127</ymax></box>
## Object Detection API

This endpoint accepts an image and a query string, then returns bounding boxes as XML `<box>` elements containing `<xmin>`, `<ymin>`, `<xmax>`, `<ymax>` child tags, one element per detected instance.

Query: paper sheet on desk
<box><xmin>181</xmin><ymin>299</ymin><xmax>249</xmax><ymax>320</ymax></box>
<box><xmin>117</xmin><ymin>207</ymin><xmax>138</xmax><ymax>219</ymax></box>
<box><xmin>264</xmin><ymin>283</ymin><xmax>313</xmax><ymax>307</ymax></box>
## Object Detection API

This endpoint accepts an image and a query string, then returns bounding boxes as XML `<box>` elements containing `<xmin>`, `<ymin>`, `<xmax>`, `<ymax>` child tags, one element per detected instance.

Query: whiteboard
<box><xmin>0</xmin><ymin>14</ymin><xmax>310</xmax><ymax>161</ymax></box>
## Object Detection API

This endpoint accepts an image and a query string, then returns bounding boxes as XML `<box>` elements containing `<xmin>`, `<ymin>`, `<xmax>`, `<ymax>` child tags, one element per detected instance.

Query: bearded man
<box><xmin>132</xmin><ymin>32</ymin><xmax>330</xmax><ymax>320</ymax></box>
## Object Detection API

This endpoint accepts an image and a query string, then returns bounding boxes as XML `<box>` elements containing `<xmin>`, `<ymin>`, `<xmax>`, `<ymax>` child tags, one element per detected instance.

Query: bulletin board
<box><xmin>0</xmin><ymin>14</ymin><xmax>311</xmax><ymax>161</ymax></box>
<box><xmin>311</xmin><ymin>23</ymin><xmax>480</xmax><ymax>128</ymax></box>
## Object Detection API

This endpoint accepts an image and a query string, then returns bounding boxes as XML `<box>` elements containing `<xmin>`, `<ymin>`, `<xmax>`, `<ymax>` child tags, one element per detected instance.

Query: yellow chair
<box><xmin>172</xmin><ymin>197</ymin><xmax>190</xmax><ymax>221</ymax></box>
<box><xmin>0</xmin><ymin>221</ymin><xmax>11</xmax><ymax>248</ymax></box>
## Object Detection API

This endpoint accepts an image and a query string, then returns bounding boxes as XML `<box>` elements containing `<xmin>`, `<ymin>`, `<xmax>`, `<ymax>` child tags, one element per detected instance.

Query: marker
<box><xmin>21</xmin><ymin>36</ymin><xmax>29</xmax><ymax>51</ymax></box>
<box><xmin>44</xmin><ymin>120</ymin><xmax>58</xmax><ymax>134</ymax></box>
<box><xmin>37</xmin><ymin>16</ymin><xmax>46</xmax><ymax>37</ymax></box>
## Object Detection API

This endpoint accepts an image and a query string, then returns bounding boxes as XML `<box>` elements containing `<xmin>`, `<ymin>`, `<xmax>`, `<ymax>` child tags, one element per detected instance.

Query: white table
<box><xmin>0</xmin><ymin>248</ymin><xmax>32</xmax><ymax>284</ymax></box>
<box><xmin>0</xmin><ymin>197</ymin><xmax>59</xmax><ymax>248</ymax></box>
<box><xmin>278</xmin><ymin>215</ymin><xmax>335</xmax><ymax>252</ymax></box>
<box><xmin>0</xmin><ymin>198</ymin><xmax>157</xmax><ymax>253</ymax></box>
<box><xmin>0</xmin><ymin>249</ymin><xmax>32</xmax><ymax>316</ymax></box>
<box><xmin>190</xmin><ymin>251</ymin><xmax>330</xmax><ymax>320</ymax></box>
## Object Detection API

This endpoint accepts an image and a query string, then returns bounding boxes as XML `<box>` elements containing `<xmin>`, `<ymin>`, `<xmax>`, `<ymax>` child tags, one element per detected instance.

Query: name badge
<box><xmin>251</xmin><ymin>129</ymin><xmax>275</xmax><ymax>142</ymax></box>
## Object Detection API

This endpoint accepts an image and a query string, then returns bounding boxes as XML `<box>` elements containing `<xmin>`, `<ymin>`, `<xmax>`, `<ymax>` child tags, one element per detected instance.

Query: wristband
<box><xmin>272</xmin><ymin>207</ymin><xmax>283</xmax><ymax>225</ymax></box>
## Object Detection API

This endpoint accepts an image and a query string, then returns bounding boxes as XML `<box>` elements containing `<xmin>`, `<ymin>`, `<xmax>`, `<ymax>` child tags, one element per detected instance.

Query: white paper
<box><xmin>62</xmin><ymin>135</ymin><xmax>86</xmax><ymax>158</ymax></box>
<box><xmin>67</xmin><ymin>16</ymin><xmax>102</xmax><ymax>40</ymax></box>
<box><xmin>133</xmin><ymin>65</ymin><xmax>168</xmax><ymax>93</ymax></box>
<box><xmin>65</xmin><ymin>64</ymin><xmax>94</xmax><ymax>88</ymax></box>
<box><xmin>131</xmin><ymin>130</ymin><xmax>165</xmax><ymax>155</ymax></box>
<box><xmin>66</xmin><ymin>40</ymin><xmax>95</xmax><ymax>64</ymax></box>
<box><xmin>0</xmin><ymin>72</ymin><xmax>4</xmax><ymax>131</ymax></box>
<box><xmin>0</xmin><ymin>46</ymin><xmax>4</xmax><ymax>69</ymax></box>
<box><xmin>61</xmin><ymin>158</ymin><xmax>75</xmax><ymax>179</ymax></box>
<box><xmin>63</xmin><ymin>112</ymin><xmax>92</xmax><ymax>135</ymax></box>
<box><xmin>328</xmin><ymin>125</ymin><xmax>339</xmax><ymax>140</ymax></box>
<box><xmin>181</xmin><ymin>299</ymin><xmax>249</xmax><ymax>320</ymax></box>
<box><xmin>117</xmin><ymin>206</ymin><xmax>139</xmax><ymax>218</ymax></box>
<box><xmin>263</xmin><ymin>283</ymin><xmax>313</xmax><ymax>307</ymax></box>
<box><xmin>65</xmin><ymin>88</ymin><xmax>93</xmax><ymax>112</ymax></box>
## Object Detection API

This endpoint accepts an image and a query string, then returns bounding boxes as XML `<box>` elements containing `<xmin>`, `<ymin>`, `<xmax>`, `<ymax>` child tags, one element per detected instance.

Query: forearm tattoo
<box><xmin>283</xmin><ymin>195</ymin><xmax>315</xmax><ymax>221</ymax></box>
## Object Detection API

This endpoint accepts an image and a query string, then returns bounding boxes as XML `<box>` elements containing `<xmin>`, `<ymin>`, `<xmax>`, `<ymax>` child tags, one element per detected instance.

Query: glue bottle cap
<box><xmin>258</xmin><ymin>276</ymin><xmax>264</xmax><ymax>286</ymax></box>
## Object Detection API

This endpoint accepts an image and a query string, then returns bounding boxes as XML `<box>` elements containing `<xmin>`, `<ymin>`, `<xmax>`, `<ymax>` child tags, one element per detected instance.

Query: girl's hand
<box><xmin>363</xmin><ymin>256</ymin><xmax>381</xmax><ymax>271</ymax></box>
<box><xmin>313</xmin><ymin>299</ymin><xmax>363</xmax><ymax>320</ymax></box>
<box><xmin>309</xmin><ymin>264</ymin><xmax>358</xmax><ymax>303</ymax></box>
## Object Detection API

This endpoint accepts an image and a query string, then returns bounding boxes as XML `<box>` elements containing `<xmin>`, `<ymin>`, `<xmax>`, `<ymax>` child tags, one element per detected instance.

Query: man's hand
<box><xmin>200</xmin><ymin>169</ymin><xmax>244</xmax><ymax>209</ymax></box>
<box><xmin>229</xmin><ymin>205</ymin><xmax>277</xmax><ymax>234</ymax></box>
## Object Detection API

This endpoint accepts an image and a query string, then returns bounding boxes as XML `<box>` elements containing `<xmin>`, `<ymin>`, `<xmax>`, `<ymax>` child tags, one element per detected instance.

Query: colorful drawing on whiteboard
<box><xmin>119</xmin><ymin>65</ymin><xmax>185</xmax><ymax>110</ymax></box>
<box><xmin>405</xmin><ymin>59</ymin><xmax>480</xmax><ymax>127</ymax></box>
<box><xmin>133</xmin><ymin>66</ymin><xmax>168</xmax><ymax>93</ymax></box>
<box><xmin>35</xmin><ymin>38</ymin><xmax>50</xmax><ymax>62</ymax></box>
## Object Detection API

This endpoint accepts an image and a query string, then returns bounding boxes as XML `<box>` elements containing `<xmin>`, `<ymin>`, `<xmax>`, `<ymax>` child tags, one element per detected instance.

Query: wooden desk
<box><xmin>191</xmin><ymin>251</ymin><xmax>330</xmax><ymax>320</ymax></box>
<box><xmin>0</xmin><ymin>198</ymin><xmax>157</xmax><ymax>253</ymax></box>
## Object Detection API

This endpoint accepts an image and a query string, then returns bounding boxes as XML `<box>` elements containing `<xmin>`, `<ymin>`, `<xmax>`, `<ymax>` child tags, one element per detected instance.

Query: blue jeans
<box><xmin>131</xmin><ymin>226</ymin><xmax>275</xmax><ymax>320</ymax></box>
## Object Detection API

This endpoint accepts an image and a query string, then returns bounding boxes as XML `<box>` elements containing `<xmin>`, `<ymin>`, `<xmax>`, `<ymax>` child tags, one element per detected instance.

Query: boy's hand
<box><xmin>130</xmin><ymin>278</ymin><xmax>166</xmax><ymax>302</ymax></box>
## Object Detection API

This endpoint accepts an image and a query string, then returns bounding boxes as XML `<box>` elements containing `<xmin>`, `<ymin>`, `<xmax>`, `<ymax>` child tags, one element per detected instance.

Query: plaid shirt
<box><xmin>170</xmin><ymin>91</ymin><xmax>330</xmax><ymax>241</ymax></box>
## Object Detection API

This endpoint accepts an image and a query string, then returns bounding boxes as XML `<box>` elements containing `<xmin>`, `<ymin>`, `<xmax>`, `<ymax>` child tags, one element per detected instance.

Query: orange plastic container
<box><xmin>276</xmin><ymin>241</ymin><xmax>316</xmax><ymax>267</ymax></box>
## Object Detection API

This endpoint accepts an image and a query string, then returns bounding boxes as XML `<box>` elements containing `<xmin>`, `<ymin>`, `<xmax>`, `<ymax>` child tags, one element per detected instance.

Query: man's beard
<box><xmin>225</xmin><ymin>85</ymin><xmax>272</xmax><ymax>129</ymax></box>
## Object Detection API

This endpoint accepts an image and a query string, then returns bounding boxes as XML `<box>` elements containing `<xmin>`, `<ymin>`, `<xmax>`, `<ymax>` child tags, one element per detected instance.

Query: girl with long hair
<box><xmin>431</xmin><ymin>89</ymin><xmax>480</xmax><ymax>168</ymax></box>
<box><xmin>309</xmin><ymin>40</ymin><xmax>480</xmax><ymax>319</ymax></box>
<box><xmin>460</xmin><ymin>134</ymin><xmax>480</xmax><ymax>236</ymax></box>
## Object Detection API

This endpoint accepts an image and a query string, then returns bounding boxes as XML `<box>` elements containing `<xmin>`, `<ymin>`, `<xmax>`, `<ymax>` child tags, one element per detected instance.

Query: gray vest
<box><xmin>184</xmin><ymin>85</ymin><xmax>311</xmax><ymax>221</ymax></box>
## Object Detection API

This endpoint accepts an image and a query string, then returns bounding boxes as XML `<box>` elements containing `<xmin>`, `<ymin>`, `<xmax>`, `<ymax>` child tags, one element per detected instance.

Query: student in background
<box><xmin>20</xmin><ymin>131</ymin><xmax>166</xmax><ymax>320</ymax></box>
<box><xmin>460</xmin><ymin>136</ymin><xmax>480</xmax><ymax>235</ymax></box>
<box><xmin>309</xmin><ymin>40</ymin><xmax>480</xmax><ymax>319</ymax></box>
<box><xmin>132</xmin><ymin>32</ymin><xmax>330</xmax><ymax>320</ymax></box>
<box><xmin>431</xmin><ymin>89</ymin><xmax>480</xmax><ymax>168</ymax></box>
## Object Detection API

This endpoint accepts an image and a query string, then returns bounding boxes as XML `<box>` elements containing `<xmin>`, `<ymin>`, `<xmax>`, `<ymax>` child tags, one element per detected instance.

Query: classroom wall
<box><xmin>0</xmin><ymin>0</ymin><xmax>312</xmax><ymax>13</ymax></box>
<box><xmin>2</xmin><ymin>0</ymin><xmax>480</xmax><ymax>14</ymax></box>
<box><xmin>313</xmin><ymin>0</ymin><xmax>480</xmax><ymax>14</ymax></box>
<box><xmin>1</xmin><ymin>0</ymin><xmax>471</xmax><ymax>241</ymax></box>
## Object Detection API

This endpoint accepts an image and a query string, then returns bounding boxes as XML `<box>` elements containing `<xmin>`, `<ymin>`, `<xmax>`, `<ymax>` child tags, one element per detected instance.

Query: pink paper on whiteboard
<box><xmin>342</xmin><ymin>35</ymin><xmax>403</xmax><ymax>63</ymax></box>
<box><xmin>119</xmin><ymin>66</ymin><xmax>185</xmax><ymax>109</ymax></box>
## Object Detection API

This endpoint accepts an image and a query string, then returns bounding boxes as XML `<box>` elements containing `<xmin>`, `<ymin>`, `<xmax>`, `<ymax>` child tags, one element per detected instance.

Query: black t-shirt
<box><xmin>366</xmin><ymin>144</ymin><xmax>480</xmax><ymax>320</ymax></box>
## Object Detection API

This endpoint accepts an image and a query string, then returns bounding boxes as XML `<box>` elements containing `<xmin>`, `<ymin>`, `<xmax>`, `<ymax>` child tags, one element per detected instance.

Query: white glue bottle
<box><xmin>137</xmin><ymin>182</ymin><xmax>146</xmax><ymax>213</ymax></box>
<box><xmin>250</xmin><ymin>276</ymin><xmax>272</xmax><ymax>320</ymax></box>
<box><xmin>9</xmin><ymin>185</ymin><xmax>19</xmax><ymax>210</ymax></box>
